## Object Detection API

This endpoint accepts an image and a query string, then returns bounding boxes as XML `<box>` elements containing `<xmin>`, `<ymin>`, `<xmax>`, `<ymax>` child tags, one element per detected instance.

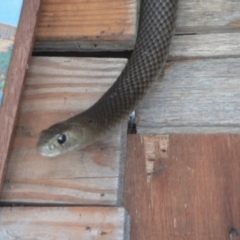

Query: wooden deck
<box><xmin>1</xmin><ymin>0</ymin><xmax>240</xmax><ymax>239</ymax></box>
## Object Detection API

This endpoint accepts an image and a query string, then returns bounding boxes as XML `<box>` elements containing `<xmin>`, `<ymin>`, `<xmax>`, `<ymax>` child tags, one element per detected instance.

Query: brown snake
<box><xmin>37</xmin><ymin>0</ymin><xmax>178</xmax><ymax>157</ymax></box>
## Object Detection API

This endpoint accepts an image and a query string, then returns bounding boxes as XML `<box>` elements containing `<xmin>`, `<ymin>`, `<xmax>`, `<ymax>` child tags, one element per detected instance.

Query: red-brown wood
<box><xmin>123</xmin><ymin>134</ymin><xmax>240</xmax><ymax>240</ymax></box>
<box><xmin>0</xmin><ymin>0</ymin><xmax>41</xmax><ymax>191</ymax></box>
<box><xmin>35</xmin><ymin>0</ymin><xmax>138</xmax><ymax>51</ymax></box>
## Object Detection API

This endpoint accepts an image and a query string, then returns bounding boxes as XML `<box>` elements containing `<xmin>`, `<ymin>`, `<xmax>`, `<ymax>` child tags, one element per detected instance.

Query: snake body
<box><xmin>37</xmin><ymin>0</ymin><xmax>178</xmax><ymax>157</ymax></box>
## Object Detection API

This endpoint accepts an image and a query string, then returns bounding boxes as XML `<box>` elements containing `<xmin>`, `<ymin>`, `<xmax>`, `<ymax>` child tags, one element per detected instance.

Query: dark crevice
<box><xmin>32</xmin><ymin>50</ymin><xmax>132</xmax><ymax>59</ymax></box>
<box><xmin>127</xmin><ymin>111</ymin><xmax>137</xmax><ymax>134</ymax></box>
<box><xmin>175</xmin><ymin>32</ymin><xmax>197</xmax><ymax>36</ymax></box>
<box><xmin>229</xmin><ymin>228</ymin><xmax>239</xmax><ymax>239</ymax></box>
<box><xmin>127</xmin><ymin>123</ymin><xmax>137</xmax><ymax>134</ymax></box>
<box><xmin>0</xmin><ymin>202</ymin><xmax>118</xmax><ymax>207</ymax></box>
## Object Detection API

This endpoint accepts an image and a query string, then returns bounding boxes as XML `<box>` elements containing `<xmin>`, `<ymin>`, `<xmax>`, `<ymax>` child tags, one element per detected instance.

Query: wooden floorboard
<box><xmin>137</xmin><ymin>58</ymin><xmax>240</xmax><ymax>134</ymax></box>
<box><xmin>35</xmin><ymin>0</ymin><xmax>139</xmax><ymax>51</ymax></box>
<box><xmin>169</xmin><ymin>32</ymin><xmax>240</xmax><ymax>59</ymax></box>
<box><xmin>0</xmin><ymin>207</ymin><xmax>130</xmax><ymax>240</ymax></box>
<box><xmin>177</xmin><ymin>0</ymin><xmax>240</xmax><ymax>28</ymax></box>
<box><xmin>0</xmin><ymin>57</ymin><xmax>127</xmax><ymax>205</ymax></box>
<box><xmin>123</xmin><ymin>134</ymin><xmax>240</xmax><ymax>240</ymax></box>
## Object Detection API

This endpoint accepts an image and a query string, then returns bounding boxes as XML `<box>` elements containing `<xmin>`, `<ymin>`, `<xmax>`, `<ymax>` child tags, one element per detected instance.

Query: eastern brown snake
<box><xmin>37</xmin><ymin>0</ymin><xmax>178</xmax><ymax>157</ymax></box>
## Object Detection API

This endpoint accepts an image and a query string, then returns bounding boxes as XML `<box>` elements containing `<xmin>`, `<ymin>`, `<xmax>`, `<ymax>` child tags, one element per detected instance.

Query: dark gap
<box><xmin>229</xmin><ymin>228</ymin><xmax>239</xmax><ymax>237</ymax></box>
<box><xmin>32</xmin><ymin>50</ymin><xmax>132</xmax><ymax>59</ymax></box>
<box><xmin>175</xmin><ymin>32</ymin><xmax>197</xmax><ymax>36</ymax></box>
<box><xmin>128</xmin><ymin>111</ymin><xmax>137</xmax><ymax>134</ymax></box>
<box><xmin>127</xmin><ymin>123</ymin><xmax>137</xmax><ymax>134</ymax></box>
<box><xmin>0</xmin><ymin>202</ymin><xmax>121</xmax><ymax>207</ymax></box>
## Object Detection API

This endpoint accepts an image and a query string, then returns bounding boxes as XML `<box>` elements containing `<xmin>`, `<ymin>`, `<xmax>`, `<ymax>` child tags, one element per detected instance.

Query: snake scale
<box><xmin>37</xmin><ymin>0</ymin><xmax>178</xmax><ymax>157</ymax></box>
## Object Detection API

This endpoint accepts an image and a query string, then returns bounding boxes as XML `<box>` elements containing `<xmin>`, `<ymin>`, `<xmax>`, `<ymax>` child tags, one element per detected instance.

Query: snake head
<box><xmin>37</xmin><ymin>120</ymin><xmax>93</xmax><ymax>157</ymax></box>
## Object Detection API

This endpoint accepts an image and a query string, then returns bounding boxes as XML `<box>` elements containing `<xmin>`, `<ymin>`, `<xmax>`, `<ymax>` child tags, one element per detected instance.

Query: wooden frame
<box><xmin>0</xmin><ymin>0</ymin><xmax>41</xmax><ymax>191</ymax></box>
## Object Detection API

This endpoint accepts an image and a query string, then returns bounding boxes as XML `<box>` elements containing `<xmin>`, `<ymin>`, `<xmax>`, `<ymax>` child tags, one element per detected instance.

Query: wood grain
<box><xmin>0</xmin><ymin>1</ymin><xmax>41</xmax><ymax>192</ymax></box>
<box><xmin>0</xmin><ymin>207</ymin><xmax>130</xmax><ymax>240</ymax></box>
<box><xmin>35</xmin><ymin>0</ymin><xmax>139</xmax><ymax>51</ymax></box>
<box><xmin>137</xmin><ymin>58</ymin><xmax>240</xmax><ymax>134</ymax></box>
<box><xmin>177</xmin><ymin>0</ymin><xmax>240</xmax><ymax>29</ymax></box>
<box><xmin>123</xmin><ymin>134</ymin><xmax>240</xmax><ymax>240</ymax></box>
<box><xmin>169</xmin><ymin>32</ymin><xmax>240</xmax><ymax>59</ymax></box>
<box><xmin>1</xmin><ymin>57</ymin><xmax>127</xmax><ymax>205</ymax></box>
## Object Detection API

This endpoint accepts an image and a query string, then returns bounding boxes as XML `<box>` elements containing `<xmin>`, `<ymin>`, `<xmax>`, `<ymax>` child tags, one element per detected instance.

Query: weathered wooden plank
<box><xmin>123</xmin><ymin>134</ymin><xmax>240</xmax><ymax>240</ymax></box>
<box><xmin>169</xmin><ymin>32</ymin><xmax>240</xmax><ymax>59</ymax></box>
<box><xmin>1</xmin><ymin>57</ymin><xmax>127</xmax><ymax>205</ymax></box>
<box><xmin>177</xmin><ymin>0</ymin><xmax>240</xmax><ymax>29</ymax></box>
<box><xmin>0</xmin><ymin>1</ymin><xmax>41</xmax><ymax>192</ymax></box>
<box><xmin>35</xmin><ymin>0</ymin><xmax>139</xmax><ymax>52</ymax></box>
<box><xmin>34</xmin><ymin>0</ymin><xmax>240</xmax><ymax>52</ymax></box>
<box><xmin>137</xmin><ymin>58</ymin><xmax>240</xmax><ymax>134</ymax></box>
<box><xmin>0</xmin><ymin>207</ymin><xmax>130</xmax><ymax>240</ymax></box>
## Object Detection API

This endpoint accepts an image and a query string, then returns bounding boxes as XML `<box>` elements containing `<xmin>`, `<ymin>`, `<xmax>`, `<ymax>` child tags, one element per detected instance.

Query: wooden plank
<box><xmin>123</xmin><ymin>134</ymin><xmax>240</xmax><ymax>240</ymax></box>
<box><xmin>0</xmin><ymin>207</ymin><xmax>130</xmax><ymax>240</ymax></box>
<box><xmin>136</xmin><ymin>58</ymin><xmax>240</xmax><ymax>134</ymax></box>
<box><xmin>1</xmin><ymin>57</ymin><xmax>127</xmax><ymax>205</ymax></box>
<box><xmin>34</xmin><ymin>0</ymin><xmax>139</xmax><ymax>52</ymax></box>
<box><xmin>169</xmin><ymin>32</ymin><xmax>240</xmax><ymax>59</ymax></box>
<box><xmin>177</xmin><ymin>0</ymin><xmax>240</xmax><ymax>29</ymax></box>
<box><xmin>0</xmin><ymin>1</ymin><xmax>41</xmax><ymax>191</ymax></box>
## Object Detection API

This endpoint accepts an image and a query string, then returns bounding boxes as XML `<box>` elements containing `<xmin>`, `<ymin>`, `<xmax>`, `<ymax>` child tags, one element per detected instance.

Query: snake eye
<box><xmin>57</xmin><ymin>134</ymin><xmax>66</xmax><ymax>144</ymax></box>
